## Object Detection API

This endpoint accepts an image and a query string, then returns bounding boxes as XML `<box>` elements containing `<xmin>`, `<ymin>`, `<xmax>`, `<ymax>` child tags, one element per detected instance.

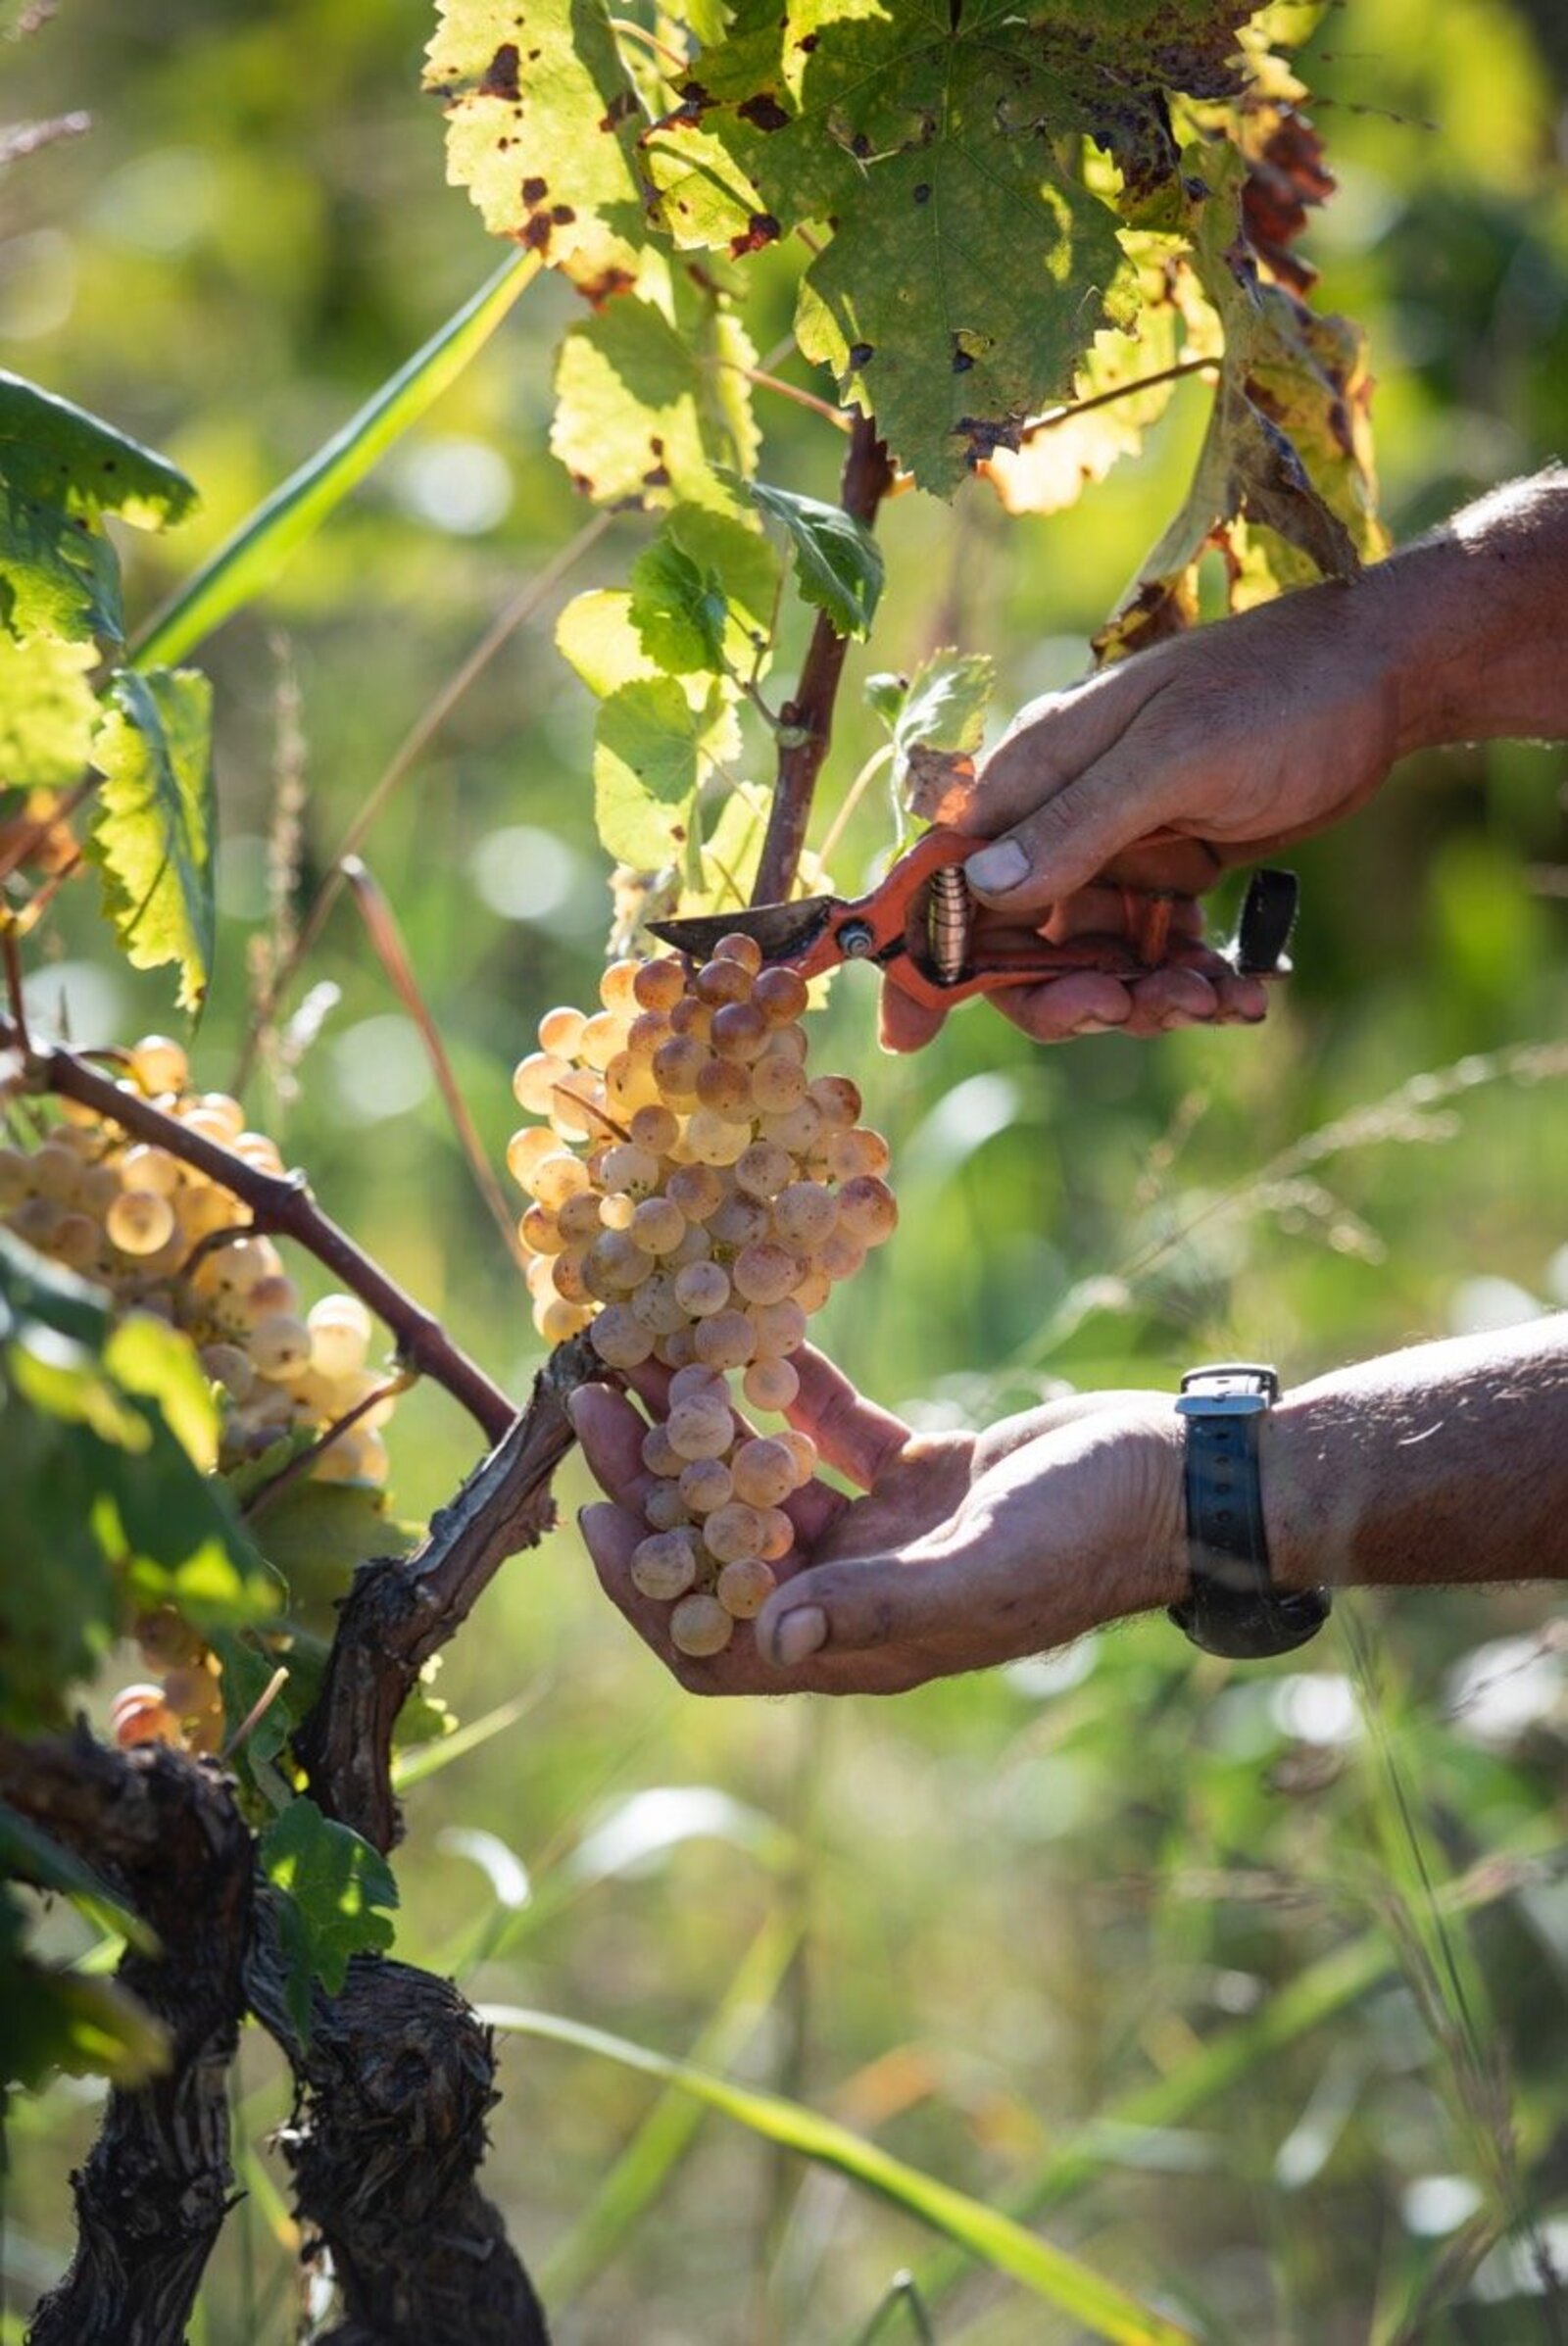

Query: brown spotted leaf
<box><xmin>424</xmin><ymin>0</ymin><xmax>647</xmax><ymax>288</ymax></box>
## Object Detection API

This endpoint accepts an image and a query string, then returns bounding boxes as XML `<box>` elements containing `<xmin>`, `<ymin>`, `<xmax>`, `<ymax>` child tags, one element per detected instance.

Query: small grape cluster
<box><xmin>108</xmin><ymin>1609</ymin><xmax>225</xmax><ymax>1756</ymax></box>
<box><xmin>0</xmin><ymin>1033</ymin><xmax>395</xmax><ymax>1488</ymax></box>
<box><xmin>509</xmin><ymin>935</ymin><xmax>896</xmax><ymax>1655</ymax></box>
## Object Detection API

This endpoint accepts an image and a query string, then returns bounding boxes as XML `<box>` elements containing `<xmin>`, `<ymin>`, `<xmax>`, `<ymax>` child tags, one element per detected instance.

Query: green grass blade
<box><xmin>484</xmin><ymin>2003</ymin><xmax>1196</xmax><ymax>2345</ymax></box>
<box><xmin>540</xmin><ymin>1913</ymin><xmax>801</xmax><ymax>2307</ymax></box>
<box><xmin>129</xmin><ymin>252</ymin><xmax>540</xmax><ymax>670</ymax></box>
<box><xmin>906</xmin><ymin>1833</ymin><xmax>1562</xmax><ymax>2336</ymax></box>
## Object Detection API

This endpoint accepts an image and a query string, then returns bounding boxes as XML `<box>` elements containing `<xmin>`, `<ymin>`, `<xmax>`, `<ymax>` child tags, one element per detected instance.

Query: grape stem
<box><xmin>752</xmin><ymin>411</ymin><xmax>894</xmax><ymax>907</ymax></box>
<box><xmin>0</xmin><ymin>1016</ymin><xmax>518</xmax><ymax>1444</ymax></box>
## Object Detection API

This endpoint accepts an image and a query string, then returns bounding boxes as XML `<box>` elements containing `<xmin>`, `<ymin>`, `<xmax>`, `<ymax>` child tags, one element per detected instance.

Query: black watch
<box><xmin>1167</xmin><ymin>1364</ymin><xmax>1332</xmax><ymax>1660</ymax></box>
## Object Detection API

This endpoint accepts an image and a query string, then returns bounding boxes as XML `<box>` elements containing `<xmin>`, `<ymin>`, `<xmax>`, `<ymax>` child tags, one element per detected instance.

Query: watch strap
<box><xmin>1167</xmin><ymin>1365</ymin><xmax>1332</xmax><ymax>1660</ymax></box>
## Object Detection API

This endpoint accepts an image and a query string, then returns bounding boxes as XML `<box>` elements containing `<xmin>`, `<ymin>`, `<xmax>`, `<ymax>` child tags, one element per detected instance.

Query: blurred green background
<box><xmin>3</xmin><ymin>1</ymin><xmax>1568</xmax><ymax>2338</ymax></box>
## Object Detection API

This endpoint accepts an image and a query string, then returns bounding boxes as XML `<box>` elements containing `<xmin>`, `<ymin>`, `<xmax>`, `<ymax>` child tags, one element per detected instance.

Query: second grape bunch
<box><xmin>507</xmin><ymin>933</ymin><xmax>897</xmax><ymax>1655</ymax></box>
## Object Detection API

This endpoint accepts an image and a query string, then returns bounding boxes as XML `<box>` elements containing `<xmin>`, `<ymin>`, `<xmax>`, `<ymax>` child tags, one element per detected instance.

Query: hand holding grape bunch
<box><xmin>506</xmin><ymin>934</ymin><xmax>898</xmax><ymax>1657</ymax></box>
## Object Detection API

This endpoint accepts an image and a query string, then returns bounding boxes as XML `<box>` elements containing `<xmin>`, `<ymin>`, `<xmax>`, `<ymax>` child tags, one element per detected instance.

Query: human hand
<box><xmin>569</xmin><ymin>1349</ymin><xmax>1184</xmax><ymax>1695</ymax></box>
<box><xmin>887</xmin><ymin>572</ymin><xmax>1405</xmax><ymax>1051</ymax></box>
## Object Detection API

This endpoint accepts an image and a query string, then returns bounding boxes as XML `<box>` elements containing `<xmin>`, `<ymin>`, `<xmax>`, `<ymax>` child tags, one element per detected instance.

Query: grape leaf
<box><xmin>742</xmin><ymin>479</ymin><xmax>882</xmax><ymax>640</ymax></box>
<box><xmin>980</xmin><ymin>296</ymin><xmax>1183</xmax><ymax>517</ymax></box>
<box><xmin>424</xmin><ymin>0</ymin><xmax>647</xmax><ymax>292</ymax></box>
<box><xmin>0</xmin><ymin>373</ymin><xmax>197</xmax><ymax>648</ymax></box>
<box><xmin>670</xmin><ymin>1</ymin><xmax>1255</xmax><ymax>490</ymax></box>
<box><xmin>260</xmin><ymin>1796</ymin><xmax>398</xmax><ymax>2038</ymax></box>
<box><xmin>1096</xmin><ymin>146</ymin><xmax>1377</xmax><ymax>659</ymax></box>
<box><xmin>105</xmin><ymin>1312</ymin><xmax>220</xmax><ymax>1474</ymax></box>
<box><xmin>0</xmin><ymin>629</ymin><xmax>98</xmax><ymax>783</ymax></box>
<box><xmin>88</xmin><ymin>666</ymin><xmax>216</xmax><ymax>1013</ymax></box>
<box><xmin>244</xmin><ymin>1478</ymin><xmax>417</xmax><ymax>1622</ymax></box>
<box><xmin>0</xmin><ymin>1891</ymin><xmax>169</xmax><ymax>2090</ymax></box>
<box><xmin>552</xmin><ymin>271</ymin><xmax>760</xmax><ymax>512</ymax></box>
<box><xmin>627</xmin><ymin>503</ymin><xmax>780</xmax><ymax>677</ymax></box>
<box><xmin>0</xmin><ymin>1234</ymin><xmax>272</xmax><ymax>1732</ymax></box>
<box><xmin>557</xmin><ymin>589</ymin><xmax>662</xmax><ymax>701</ymax></box>
<box><xmin>0</xmin><ymin>371</ymin><xmax>198</xmax><ymax>529</ymax></box>
<box><xmin>211</xmin><ymin>1629</ymin><xmax>296</xmax><ymax>1812</ymax></box>
<box><xmin>0</xmin><ymin>1803</ymin><xmax>160</xmax><ymax>1955</ymax></box>
<box><xmin>594</xmin><ymin>676</ymin><xmax>738</xmax><ymax>869</ymax></box>
<box><xmin>628</xmin><ymin>534</ymin><xmax>729</xmax><ymax>674</ymax></box>
<box><xmin>867</xmin><ymin>648</ymin><xmax>994</xmax><ymax>795</ymax></box>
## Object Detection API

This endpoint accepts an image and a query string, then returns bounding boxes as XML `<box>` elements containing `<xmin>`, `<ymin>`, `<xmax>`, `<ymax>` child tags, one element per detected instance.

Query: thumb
<box><xmin>756</xmin><ymin>1550</ymin><xmax>953</xmax><ymax>1671</ymax></box>
<box><xmin>962</xmin><ymin>756</ymin><xmax>1166</xmax><ymax>912</ymax></box>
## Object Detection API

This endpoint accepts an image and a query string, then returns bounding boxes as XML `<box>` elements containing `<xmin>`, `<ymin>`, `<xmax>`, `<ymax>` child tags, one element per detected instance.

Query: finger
<box><xmin>990</xmin><ymin>972</ymin><xmax>1134</xmax><ymax>1044</ymax></box>
<box><xmin>964</xmin><ymin>754</ymin><xmax>1180</xmax><ymax>914</ymax></box>
<box><xmin>568</xmin><ymin>1383</ymin><xmax>656</xmax><ymax>1509</ymax></box>
<box><xmin>787</xmin><ymin>1344</ymin><xmax>911</xmax><ymax>1491</ymax></box>
<box><xmin>879</xmin><ymin>983</ymin><xmax>947</xmax><ymax>1055</ymax></box>
<box><xmin>954</xmin><ymin>663</ymin><xmax>1169</xmax><ymax>834</ymax></box>
<box><xmin>1122</xmin><ymin>964</ymin><xmax>1221</xmax><ymax>1031</ymax></box>
<box><xmin>1210</xmin><ymin>967</ymin><xmax>1269</xmax><ymax>1023</ymax></box>
<box><xmin>756</xmin><ymin>1550</ymin><xmax>956</xmax><ymax>1672</ymax></box>
<box><xmin>580</xmin><ymin>1498</ymin><xmax>673</xmax><ymax>1647</ymax></box>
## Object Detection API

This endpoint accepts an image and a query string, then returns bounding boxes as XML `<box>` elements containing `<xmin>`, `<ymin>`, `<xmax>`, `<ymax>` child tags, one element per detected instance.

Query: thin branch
<box><xmin>241</xmin><ymin>1373</ymin><xmax>411</xmax><ymax>1522</ymax></box>
<box><xmin>714</xmin><ymin>359</ymin><xmax>853</xmax><ymax>432</ymax></box>
<box><xmin>815</xmin><ymin>742</ymin><xmax>894</xmax><ymax>870</ymax></box>
<box><xmin>1</xmin><ymin>1021</ymin><xmax>516</xmax><ymax>1445</ymax></box>
<box><xmin>292</xmin><ymin>1335</ymin><xmax>596</xmax><ymax>1852</ymax></box>
<box><xmin>752</xmin><ymin>413</ymin><xmax>894</xmax><ymax>906</ymax></box>
<box><xmin>0</xmin><ymin>771</ymin><xmax>97</xmax><ymax>886</ymax></box>
<box><xmin>340</xmin><ymin>856</ymin><xmax>527</xmax><ymax>1274</ymax></box>
<box><xmin>234</xmin><ymin>513</ymin><xmax>613</xmax><ymax>1093</ymax></box>
<box><xmin>2</xmin><ymin>924</ymin><xmax>29</xmax><ymax>1054</ymax></box>
<box><xmin>1017</xmin><ymin>356</ymin><xmax>1217</xmax><ymax>445</ymax></box>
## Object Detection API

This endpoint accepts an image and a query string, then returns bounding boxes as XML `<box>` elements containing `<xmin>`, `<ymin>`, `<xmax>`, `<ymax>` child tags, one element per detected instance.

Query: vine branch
<box><xmin>751</xmin><ymin>412</ymin><xmax>894</xmax><ymax>907</ymax></box>
<box><xmin>0</xmin><ymin>1021</ymin><xmax>517</xmax><ymax>1445</ymax></box>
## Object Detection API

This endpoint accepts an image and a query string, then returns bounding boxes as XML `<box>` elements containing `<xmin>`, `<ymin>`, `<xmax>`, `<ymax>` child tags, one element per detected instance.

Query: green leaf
<box><xmin>260</xmin><ymin>1796</ymin><xmax>398</xmax><ymax>2038</ymax></box>
<box><xmin>0</xmin><ymin>1892</ymin><xmax>169</xmax><ymax>2090</ymax></box>
<box><xmin>0</xmin><ymin>1804</ymin><xmax>161</xmax><ymax>1955</ymax></box>
<box><xmin>0</xmin><ymin>475</ymin><xmax>122</xmax><ymax>643</ymax></box>
<box><xmin>552</xmin><ymin>272</ymin><xmax>760</xmax><ymax>513</ymax></box>
<box><xmin>210</xmin><ymin>1629</ymin><xmax>295</xmax><ymax>1810</ymax></box>
<box><xmin>424</xmin><ymin>0</ymin><xmax>647</xmax><ymax>290</ymax></box>
<box><xmin>0</xmin><ymin>629</ymin><xmax>98</xmax><ymax>784</ymax></box>
<box><xmin>0</xmin><ymin>373</ymin><xmax>196</xmax><ymax>649</ymax></box>
<box><xmin>483</xmin><ymin>2002</ymin><xmax>1196</xmax><ymax>2345</ymax></box>
<box><xmin>0</xmin><ymin>371</ymin><xmax>198</xmax><ymax>529</ymax></box>
<box><xmin>104</xmin><ymin>1312</ymin><xmax>220</xmax><ymax>1473</ymax></box>
<box><xmin>131</xmin><ymin>254</ymin><xmax>537</xmax><ymax>670</ymax></box>
<box><xmin>742</xmin><ymin>479</ymin><xmax>883</xmax><ymax>640</ymax></box>
<box><xmin>676</xmin><ymin>3</ymin><xmax>1255</xmax><ymax>489</ymax></box>
<box><xmin>868</xmin><ymin>647</ymin><xmax>994</xmax><ymax>793</ymax></box>
<box><xmin>594</xmin><ymin>677</ymin><xmax>737</xmax><ymax>870</ymax></box>
<box><xmin>88</xmin><ymin>666</ymin><xmax>216</xmax><ymax>1013</ymax></box>
<box><xmin>628</xmin><ymin>533</ymin><xmax>729</xmax><ymax>675</ymax></box>
<box><xmin>242</xmin><ymin>1478</ymin><xmax>416</xmax><ymax>1620</ymax></box>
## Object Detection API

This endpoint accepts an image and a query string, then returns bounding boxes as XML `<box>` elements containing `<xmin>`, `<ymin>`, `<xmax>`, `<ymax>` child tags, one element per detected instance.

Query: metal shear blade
<box><xmin>646</xmin><ymin>897</ymin><xmax>838</xmax><ymax>965</ymax></box>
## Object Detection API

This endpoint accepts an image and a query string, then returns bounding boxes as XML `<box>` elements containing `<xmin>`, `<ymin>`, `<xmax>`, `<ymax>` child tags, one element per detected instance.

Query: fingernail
<box><xmin>768</xmin><ymin>1606</ymin><xmax>827</xmax><ymax>1669</ymax></box>
<box><xmin>964</xmin><ymin>840</ymin><xmax>1029</xmax><ymax>896</ymax></box>
<box><xmin>566</xmin><ymin>1389</ymin><xmax>590</xmax><ymax>1432</ymax></box>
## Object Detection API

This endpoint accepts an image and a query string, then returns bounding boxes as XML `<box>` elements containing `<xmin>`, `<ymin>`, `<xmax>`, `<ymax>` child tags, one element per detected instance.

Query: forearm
<box><xmin>1377</xmin><ymin>466</ymin><xmax>1568</xmax><ymax>755</ymax></box>
<box><xmin>1262</xmin><ymin>1316</ymin><xmax>1568</xmax><ymax>1595</ymax></box>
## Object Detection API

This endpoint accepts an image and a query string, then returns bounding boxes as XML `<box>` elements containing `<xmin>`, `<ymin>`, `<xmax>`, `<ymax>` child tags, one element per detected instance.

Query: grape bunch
<box><xmin>0</xmin><ymin>1032</ymin><xmax>396</xmax><ymax>1489</ymax></box>
<box><xmin>508</xmin><ymin>935</ymin><xmax>896</xmax><ymax>1656</ymax></box>
<box><xmin>108</xmin><ymin>1609</ymin><xmax>225</xmax><ymax>1756</ymax></box>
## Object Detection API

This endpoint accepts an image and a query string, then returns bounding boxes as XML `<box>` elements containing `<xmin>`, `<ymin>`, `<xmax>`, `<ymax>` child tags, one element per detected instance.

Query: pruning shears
<box><xmin>648</xmin><ymin>825</ymin><xmax>1298</xmax><ymax>1013</ymax></box>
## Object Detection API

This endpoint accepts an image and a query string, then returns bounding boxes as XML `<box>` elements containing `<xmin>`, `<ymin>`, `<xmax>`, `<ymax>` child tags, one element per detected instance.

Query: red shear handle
<box><xmin>879</xmin><ymin>826</ymin><xmax>1189</xmax><ymax>1012</ymax></box>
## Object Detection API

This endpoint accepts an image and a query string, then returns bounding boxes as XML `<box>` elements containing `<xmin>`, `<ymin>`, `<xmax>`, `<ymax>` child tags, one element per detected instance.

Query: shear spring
<box><xmin>928</xmin><ymin>865</ymin><xmax>970</xmax><ymax>985</ymax></box>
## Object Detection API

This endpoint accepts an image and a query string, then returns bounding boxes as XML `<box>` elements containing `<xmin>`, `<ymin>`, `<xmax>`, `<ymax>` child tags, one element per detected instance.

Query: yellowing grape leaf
<box><xmin>551</xmin><ymin>267</ymin><xmax>760</xmax><ymax>512</ymax></box>
<box><xmin>594</xmin><ymin>677</ymin><xmax>739</xmax><ymax>870</ymax></box>
<box><xmin>88</xmin><ymin>667</ymin><xmax>216</xmax><ymax>1013</ymax></box>
<box><xmin>1096</xmin><ymin>144</ymin><xmax>1379</xmax><ymax>660</ymax></box>
<box><xmin>867</xmin><ymin>648</ymin><xmax>994</xmax><ymax>797</ymax></box>
<box><xmin>981</xmin><ymin>304</ymin><xmax>1183</xmax><ymax>517</ymax></box>
<box><xmin>0</xmin><ymin>629</ymin><xmax>98</xmax><ymax>785</ymax></box>
<box><xmin>424</xmin><ymin>0</ymin><xmax>647</xmax><ymax>291</ymax></box>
